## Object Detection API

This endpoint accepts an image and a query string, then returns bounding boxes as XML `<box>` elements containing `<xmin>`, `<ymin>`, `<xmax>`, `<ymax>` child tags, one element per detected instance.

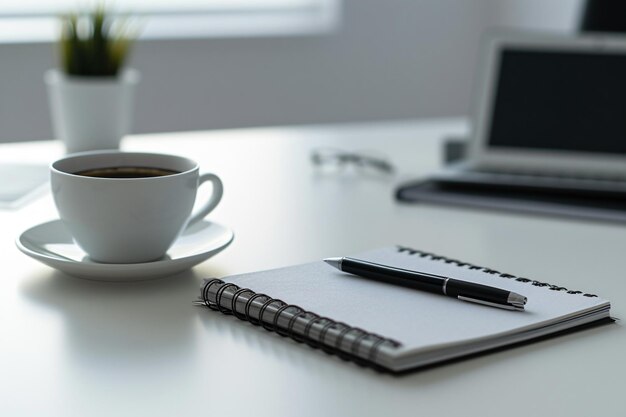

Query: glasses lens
<box><xmin>311</xmin><ymin>148</ymin><xmax>347</xmax><ymax>173</ymax></box>
<box><xmin>353</xmin><ymin>150</ymin><xmax>395</xmax><ymax>176</ymax></box>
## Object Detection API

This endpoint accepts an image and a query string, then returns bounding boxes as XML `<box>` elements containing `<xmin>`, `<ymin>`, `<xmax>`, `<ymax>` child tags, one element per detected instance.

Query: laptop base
<box><xmin>396</xmin><ymin>177</ymin><xmax>626</xmax><ymax>223</ymax></box>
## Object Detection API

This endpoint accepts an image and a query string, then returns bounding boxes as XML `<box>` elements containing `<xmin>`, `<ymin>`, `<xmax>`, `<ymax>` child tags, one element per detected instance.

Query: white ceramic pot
<box><xmin>45</xmin><ymin>69</ymin><xmax>140</xmax><ymax>154</ymax></box>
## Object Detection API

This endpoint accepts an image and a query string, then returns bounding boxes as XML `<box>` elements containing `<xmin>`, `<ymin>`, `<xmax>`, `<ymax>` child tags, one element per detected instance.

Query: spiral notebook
<box><xmin>196</xmin><ymin>246</ymin><xmax>611</xmax><ymax>372</ymax></box>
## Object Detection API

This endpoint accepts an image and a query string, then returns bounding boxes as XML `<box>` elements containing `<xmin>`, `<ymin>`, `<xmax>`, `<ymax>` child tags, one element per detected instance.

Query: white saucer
<box><xmin>16</xmin><ymin>219</ymin><xmax>234</xmax><ymax>281</ymax></box>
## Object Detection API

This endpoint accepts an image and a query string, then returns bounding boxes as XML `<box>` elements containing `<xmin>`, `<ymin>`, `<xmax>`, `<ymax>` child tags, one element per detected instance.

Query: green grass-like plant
<box><xmin>60</xmin><ymin>6</ymin><xmax>136</xmax><ymax>77</ymax></box>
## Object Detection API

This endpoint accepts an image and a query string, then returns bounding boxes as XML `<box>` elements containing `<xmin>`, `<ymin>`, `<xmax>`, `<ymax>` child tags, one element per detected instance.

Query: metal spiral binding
<box><xmin>199</xmin><ymin>278</ymin><xmax>402</xmax><ymax>370</ymax></box>
<box><xmin>396</xmin><ymin>246</ymin><xmax>597</xmax><ymax>298</ymax></box>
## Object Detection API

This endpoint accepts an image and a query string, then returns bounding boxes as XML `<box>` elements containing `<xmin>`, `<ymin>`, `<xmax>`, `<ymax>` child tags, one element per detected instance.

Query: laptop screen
<box><xmin>488</xmin><ymin>49</ymin><xmax>626</xmax><ymax>155</ymax></box>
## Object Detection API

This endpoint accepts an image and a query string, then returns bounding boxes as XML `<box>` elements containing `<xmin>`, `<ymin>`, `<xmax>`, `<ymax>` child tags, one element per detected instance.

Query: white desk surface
<box><xmin>0</xmin><ymin>119</ymin><xmax>623</xmax><ymax>417</ymax></box>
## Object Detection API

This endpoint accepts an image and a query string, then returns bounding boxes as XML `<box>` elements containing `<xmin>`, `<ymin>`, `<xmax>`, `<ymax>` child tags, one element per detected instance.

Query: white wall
<box><xmin>486</xmin><ymin>0</ymin><xmax>582</xmax><ymax>31</ymax></box>
<box><xmin>0</xmin><ymin>0</ymin><xmax>582</xmax><ymax>142</ymax></box>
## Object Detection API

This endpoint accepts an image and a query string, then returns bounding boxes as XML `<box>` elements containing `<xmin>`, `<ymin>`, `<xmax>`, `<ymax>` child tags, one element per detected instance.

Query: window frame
<box><xmin>0</xmin><ymin>0</ymin><xmax>340</xmax><ymax>44</ymax></box>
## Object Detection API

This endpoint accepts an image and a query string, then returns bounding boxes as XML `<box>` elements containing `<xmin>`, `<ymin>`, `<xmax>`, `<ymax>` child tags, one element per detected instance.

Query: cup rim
<box><xmin>51</xmin><ymin>150</ymin><xmax>199</xmax><ymax>181</ymax></box>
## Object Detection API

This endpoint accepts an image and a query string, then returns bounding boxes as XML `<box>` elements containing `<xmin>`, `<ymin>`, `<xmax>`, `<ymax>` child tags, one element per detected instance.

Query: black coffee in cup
<box><xmin>74</xmin><ymin>166</ymin><xmax>180</xmax><ymax>179</ymax></box>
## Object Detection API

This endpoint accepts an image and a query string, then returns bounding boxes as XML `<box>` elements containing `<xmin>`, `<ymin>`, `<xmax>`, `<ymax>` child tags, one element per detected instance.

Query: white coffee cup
<box><xmin>51</xmin><ymin>151</ymin><xmax>223</xmax><ymax>264</ymax></box>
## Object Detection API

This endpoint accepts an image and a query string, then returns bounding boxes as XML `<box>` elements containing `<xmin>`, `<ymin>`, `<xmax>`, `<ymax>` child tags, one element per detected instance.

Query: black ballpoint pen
<box><xmin>324</xmin><ymin>257</ymin><xmax>527</xmax><ymax>311</ymax></box>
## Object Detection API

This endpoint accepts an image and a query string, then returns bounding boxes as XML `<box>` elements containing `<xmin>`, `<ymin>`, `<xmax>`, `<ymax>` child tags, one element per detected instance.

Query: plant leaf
<box><xmin>57</xmin><ymin>4</ymin><xmax>137</xmax><ymax>77</ymax></box>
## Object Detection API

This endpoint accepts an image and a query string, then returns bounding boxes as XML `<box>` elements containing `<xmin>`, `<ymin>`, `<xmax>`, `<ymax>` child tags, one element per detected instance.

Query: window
<box><xmin>0</xmin><ymin>0</ymin><xmax>339</xmax><ymax>43</ymax></box>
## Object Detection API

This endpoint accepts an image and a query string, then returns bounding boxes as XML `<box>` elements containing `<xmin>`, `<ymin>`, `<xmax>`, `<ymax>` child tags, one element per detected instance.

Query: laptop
<box><xmin>397</xmin><ymin>33</ymin><xmax>626</xmax><ymax>222</ymax></box>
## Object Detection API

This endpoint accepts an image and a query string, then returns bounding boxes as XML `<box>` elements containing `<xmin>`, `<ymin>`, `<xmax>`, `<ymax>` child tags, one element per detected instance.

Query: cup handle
<box><xmin>187</xmin><ymin>173</ymin><xmax>223</xmax><ymax>227</ymax></box>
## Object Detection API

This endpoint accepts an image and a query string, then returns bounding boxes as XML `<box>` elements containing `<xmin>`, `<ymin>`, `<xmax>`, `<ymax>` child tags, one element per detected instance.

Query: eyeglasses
<box><xmin>311</xmin><ymin>148</ymin><xmax>395</xmax><ymax>176</ymax></box>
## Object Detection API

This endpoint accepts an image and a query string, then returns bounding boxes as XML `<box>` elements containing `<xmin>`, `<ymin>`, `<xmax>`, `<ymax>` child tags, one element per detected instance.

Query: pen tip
<box><xmin>323</xmin><ymin>257</ymin><xmax>342</xmax><ymax>270</ymax></box>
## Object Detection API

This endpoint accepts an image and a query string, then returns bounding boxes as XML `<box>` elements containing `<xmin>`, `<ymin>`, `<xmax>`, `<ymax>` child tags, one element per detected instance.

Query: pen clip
<box><xmin>457</xmin><ymin>296</ymin><xmax>525</xmax><ymax>311</ymax></box>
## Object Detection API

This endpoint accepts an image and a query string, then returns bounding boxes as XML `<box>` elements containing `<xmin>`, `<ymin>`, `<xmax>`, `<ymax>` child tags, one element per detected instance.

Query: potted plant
<box><xmin>46</xmin><ymin>5</ymin><xmax>140</xmax><ymax>153</ymax></box>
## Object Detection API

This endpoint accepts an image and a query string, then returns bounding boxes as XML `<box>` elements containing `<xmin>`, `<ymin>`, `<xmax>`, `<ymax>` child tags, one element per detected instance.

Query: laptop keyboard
<box><xmin>436</xmin><ymin>168</ymin><xmax>626</xmax><ymax>198</ymax></box>
<box><xmin>472</xmin><ymin>168</ymin><xmax>626</xmax><ymax>184</ymax></box>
